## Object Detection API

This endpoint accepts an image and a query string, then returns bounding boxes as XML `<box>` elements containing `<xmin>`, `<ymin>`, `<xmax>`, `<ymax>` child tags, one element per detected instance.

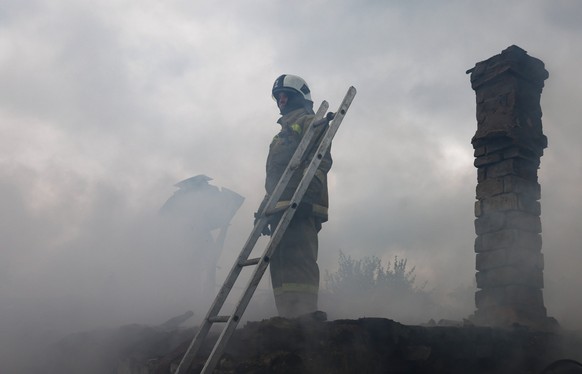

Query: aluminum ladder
<box><xmin>175</xmin><ymin>86</ymin><xmax>357</xmax><ymax>374</ymax></box>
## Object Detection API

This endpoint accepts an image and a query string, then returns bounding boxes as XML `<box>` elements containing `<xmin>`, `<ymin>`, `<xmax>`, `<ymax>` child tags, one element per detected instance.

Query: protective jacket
<box><xmin>265</xmin><ymin>107</ymin><xmax>332</xmax><ymax>222</ymax></box>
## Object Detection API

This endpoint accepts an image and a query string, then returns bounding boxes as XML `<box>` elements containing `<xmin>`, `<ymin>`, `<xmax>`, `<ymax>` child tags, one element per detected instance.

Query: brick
<box><xmin>476</xmin><ymin>249</ymin><xmax>506</xmax><ymax>270</ymax></box>
<box><xmin>480</xmin><ymin>109</ymin><xmax>514</xmax><ymax>129</ymax></box>
<box><xmin>477</xmin><ymin>229</ymin><xmax>541</xmax><ymax>252</ymax></box>
<box><xmin>480</xmin><ymin>193</ymin><xmax>540</xmax><ymax>215</ymax></box>
<box><xmin>505</xmin><ymin>285</ymin><xmax>544</xmax><ymax>306</ymax></box>
<box><xmin>484</xmin><ymin>159</ymin><xmax>513</xmax><ymax>178</ymax></box>
<box><xmin>474</xmin><ymin>153</ymin><xmax>503</xmax><ymax>167</ymax></box>
<box><xmin>506</xmin><ymin>250</ymin><xmax>544</xmax><ymax>270</ymax></box>
<box><xmin>477</xmin><ymin>230</ymin><xmax>517</xmax><ymax>252</ymax></box>
<box><xmin>514</xmin><ymin>231</ymin><xmax>543</xmax><ymax>252</ymax></box>
<box><xmin>472</xmin><ymin>135</ymin><xmax>513</xmax><ymax>153</ymax></box>
<box><xmin>473</xmin><ymin>305</ymin><xmax>547</xmax><ymax>326</ymax></box>
<box><xmin>475</xmin><ymin>288</ymin><xmax>505</xmax><ymax>308</ymax></box>
<box><xmin>476</xmin><ymin>179</ymin><xmax>504</xmax><ymax>198</ymax></box>
<box><xmin>503</xmin><ymin>175</ymin><xmax>540</xmax><ymax>199</ymax></box>
<box><xmin>477</xmin><ymin>248</ymin><xmax>543</xmax><ymax>270</ymax></box>
<box><xmin>474</xmin><ymin>201</ymin><xmax>482</xmax><ymax>217</ymax></box>
<box><xmin>477</xmin><ymin>168</ymin><xmax>487</xmax><ymax>183</ymax></box>
<box><xmin>474</xmin><ymin>146</ymin><xmax>487</xmax><ymax>157</ymax></box>
<box><xmin>474</xmin><ymin>212</ymin><xmax>506</xmax><ymax>235</ymax></box>
<box><xmin>517</xmin><ymin>195</ymin><xmax>541</xmax><ymax>215</ymax></box>
<box><xmin>476</xmin><ymin>84</ymin><xmax>516</xmax><ymax>104</ymax></box>
<box><xmin>476</xmin><ymin>266</ymin><xmax>543</xmax><ymax>288</ymax></box>
<box><xmin>481</xmin><ymin>193</ymin><xmax>520</xmax><ymax>212</ymax></box>
<box><xmin>487</xmin><ymin>158</ymin><xmax>538</xmax><ymax>179</ymax></box>
<box><xmin>502</xmin><ymin>147</ymin><xmax>540</xmax><ymax>164</ymax></box>
<box><xmin>513</xmin><ymin>306</ymin><xmax>548</xmax><ymax>322</ymax></box>
<box><xmin>474</xmin><ymin>236</ymin><xmax>483</xmax><ymax>253</ymax></box>
<box><xmin>484</xmin><ymin>137</ymin><xmax>514</xmax><ymax>153</ymax></box>
<box><xmin>505</xmin><ymin>211</ymin><xmax>541</xmax><ymax>233</ymax></box>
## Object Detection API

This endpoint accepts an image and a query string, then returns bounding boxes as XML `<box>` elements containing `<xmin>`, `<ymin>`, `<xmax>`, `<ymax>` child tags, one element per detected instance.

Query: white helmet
<box><xmin>272</xmin><ymin>74</ymin><xmax>312</xmax><ymax>102</ymax></box>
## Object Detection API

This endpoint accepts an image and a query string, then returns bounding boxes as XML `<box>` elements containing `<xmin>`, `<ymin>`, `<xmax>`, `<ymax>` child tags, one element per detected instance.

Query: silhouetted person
<box><xmin>161</xmin><ymin>175</ymin><xmax>243</xmax><ymax>302</ymax></box>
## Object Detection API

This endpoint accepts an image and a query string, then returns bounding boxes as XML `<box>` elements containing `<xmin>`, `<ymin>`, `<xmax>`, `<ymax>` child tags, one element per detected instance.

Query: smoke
<box><xmin>3</xmin><ymin>0</ymin><xmax>582</xmax><ymax>371</ymax></box>
<box><xmin>0</xmin><ymin>166</ymin><xmax>256</xmax><ymax>371</ymax></box>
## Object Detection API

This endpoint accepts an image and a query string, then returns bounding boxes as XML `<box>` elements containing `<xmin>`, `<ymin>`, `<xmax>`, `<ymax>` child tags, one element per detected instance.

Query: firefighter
<box><xmin>261</xmin><ymin>74</ymin><xmax>332</xmax><ymax>317</ymax></box>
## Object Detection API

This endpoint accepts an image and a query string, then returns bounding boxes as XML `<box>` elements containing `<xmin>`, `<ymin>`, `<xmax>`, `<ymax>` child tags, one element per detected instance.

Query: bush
<box><xmin>325</xmin><ymin>251</ymin><xmax>424</xmax><ymax>294</ymax></box>
<box><xmin>321</xmin><ymin>251</ymin><xmax>434</xmax><ymax>323</ymax></box>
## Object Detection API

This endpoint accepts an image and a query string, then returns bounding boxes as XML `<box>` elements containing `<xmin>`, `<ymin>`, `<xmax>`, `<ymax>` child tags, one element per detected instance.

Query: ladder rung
<box><xmin>239</xmin><ymin>258</ymin><xmax>261</xmax><ymax>267</ymax></box>
<box><xmin>208</xmin><ymin>315</ymin><xmax>230</xmax><ymax>323</ymax></box>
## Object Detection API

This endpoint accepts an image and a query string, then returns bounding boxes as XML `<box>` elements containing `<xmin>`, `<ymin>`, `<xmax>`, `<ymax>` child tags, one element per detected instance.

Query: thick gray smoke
<box><xmin>2</xmin><ymin>0</ymin><xmax>582</xmax><ymax>371</ymax></box>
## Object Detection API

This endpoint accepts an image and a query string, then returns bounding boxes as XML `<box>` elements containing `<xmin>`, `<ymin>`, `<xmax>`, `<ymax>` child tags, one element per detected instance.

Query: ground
<box><xmin>43</xmin><ymin>313</ymin><xmax>582</xmax><ymax>374</ymax></box>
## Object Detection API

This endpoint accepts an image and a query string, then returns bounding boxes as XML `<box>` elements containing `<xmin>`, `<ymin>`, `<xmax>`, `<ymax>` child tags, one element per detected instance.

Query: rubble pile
<box><xmin>45</xmin><ymin>314</ymin><xmax>582</xmax><ymax>374</ymax></box>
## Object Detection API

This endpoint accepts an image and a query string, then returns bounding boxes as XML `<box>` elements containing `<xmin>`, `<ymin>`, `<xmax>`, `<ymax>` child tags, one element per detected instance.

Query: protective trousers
<box><xmin>270</xmin><ymin>215</ymin><xmax>320</xmax><ymax>318</ymax></box>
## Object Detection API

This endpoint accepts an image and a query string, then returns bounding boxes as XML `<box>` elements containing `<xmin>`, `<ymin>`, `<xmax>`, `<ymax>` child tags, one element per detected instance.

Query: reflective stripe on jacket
<box><xmin>273</xmin><ymin>282</ymin><xmax>319</xmax><ymax>296</ymax></box>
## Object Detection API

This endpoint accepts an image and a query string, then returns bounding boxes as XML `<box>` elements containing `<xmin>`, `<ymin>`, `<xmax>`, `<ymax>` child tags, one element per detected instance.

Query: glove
<box><xmin>254</xmin><ymin>212</ymin><xmax>271</xmax><ymax>236</ymax></box>
<box><xmin>262</xmin><ymin>224</ymin><xmax>272</xmax><ymax>236</ymax></box>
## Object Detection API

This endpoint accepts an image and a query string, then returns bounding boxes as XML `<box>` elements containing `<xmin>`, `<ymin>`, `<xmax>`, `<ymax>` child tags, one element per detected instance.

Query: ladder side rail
<box><xmin>198</xmin><ymin>87</ymin><xmax>357</xmax><ymax>374</ymax></box>
<box><xmin>175</xmin><ymin>102</ymin><xmax>328</xmax><ymax>374</ymax></box>
<box><xmin>282</xmin><ymin>86</ymin><xmax>356</xmax><ymax>224</ymax></box>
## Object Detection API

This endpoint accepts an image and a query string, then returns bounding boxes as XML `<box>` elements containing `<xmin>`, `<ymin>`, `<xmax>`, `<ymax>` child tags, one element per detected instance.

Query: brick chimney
<box><xmin>467</xmin><ymin>45</ymin><xmax>556</xmax><ymax>329</ymax></box>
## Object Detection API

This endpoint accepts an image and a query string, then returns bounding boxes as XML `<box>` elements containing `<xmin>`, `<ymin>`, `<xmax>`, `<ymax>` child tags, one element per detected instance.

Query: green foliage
<box><xmin>324</xmin><ymin>251</ymin><xmax>425</xmax><ymax>295</ymax></box>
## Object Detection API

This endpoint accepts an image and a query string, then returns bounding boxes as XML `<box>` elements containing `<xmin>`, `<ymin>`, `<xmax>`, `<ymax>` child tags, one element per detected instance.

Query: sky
<box><xmin>2</xmin><ymin>0</ymin><xmax>582</xmax><ymax>366</ymax></box>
